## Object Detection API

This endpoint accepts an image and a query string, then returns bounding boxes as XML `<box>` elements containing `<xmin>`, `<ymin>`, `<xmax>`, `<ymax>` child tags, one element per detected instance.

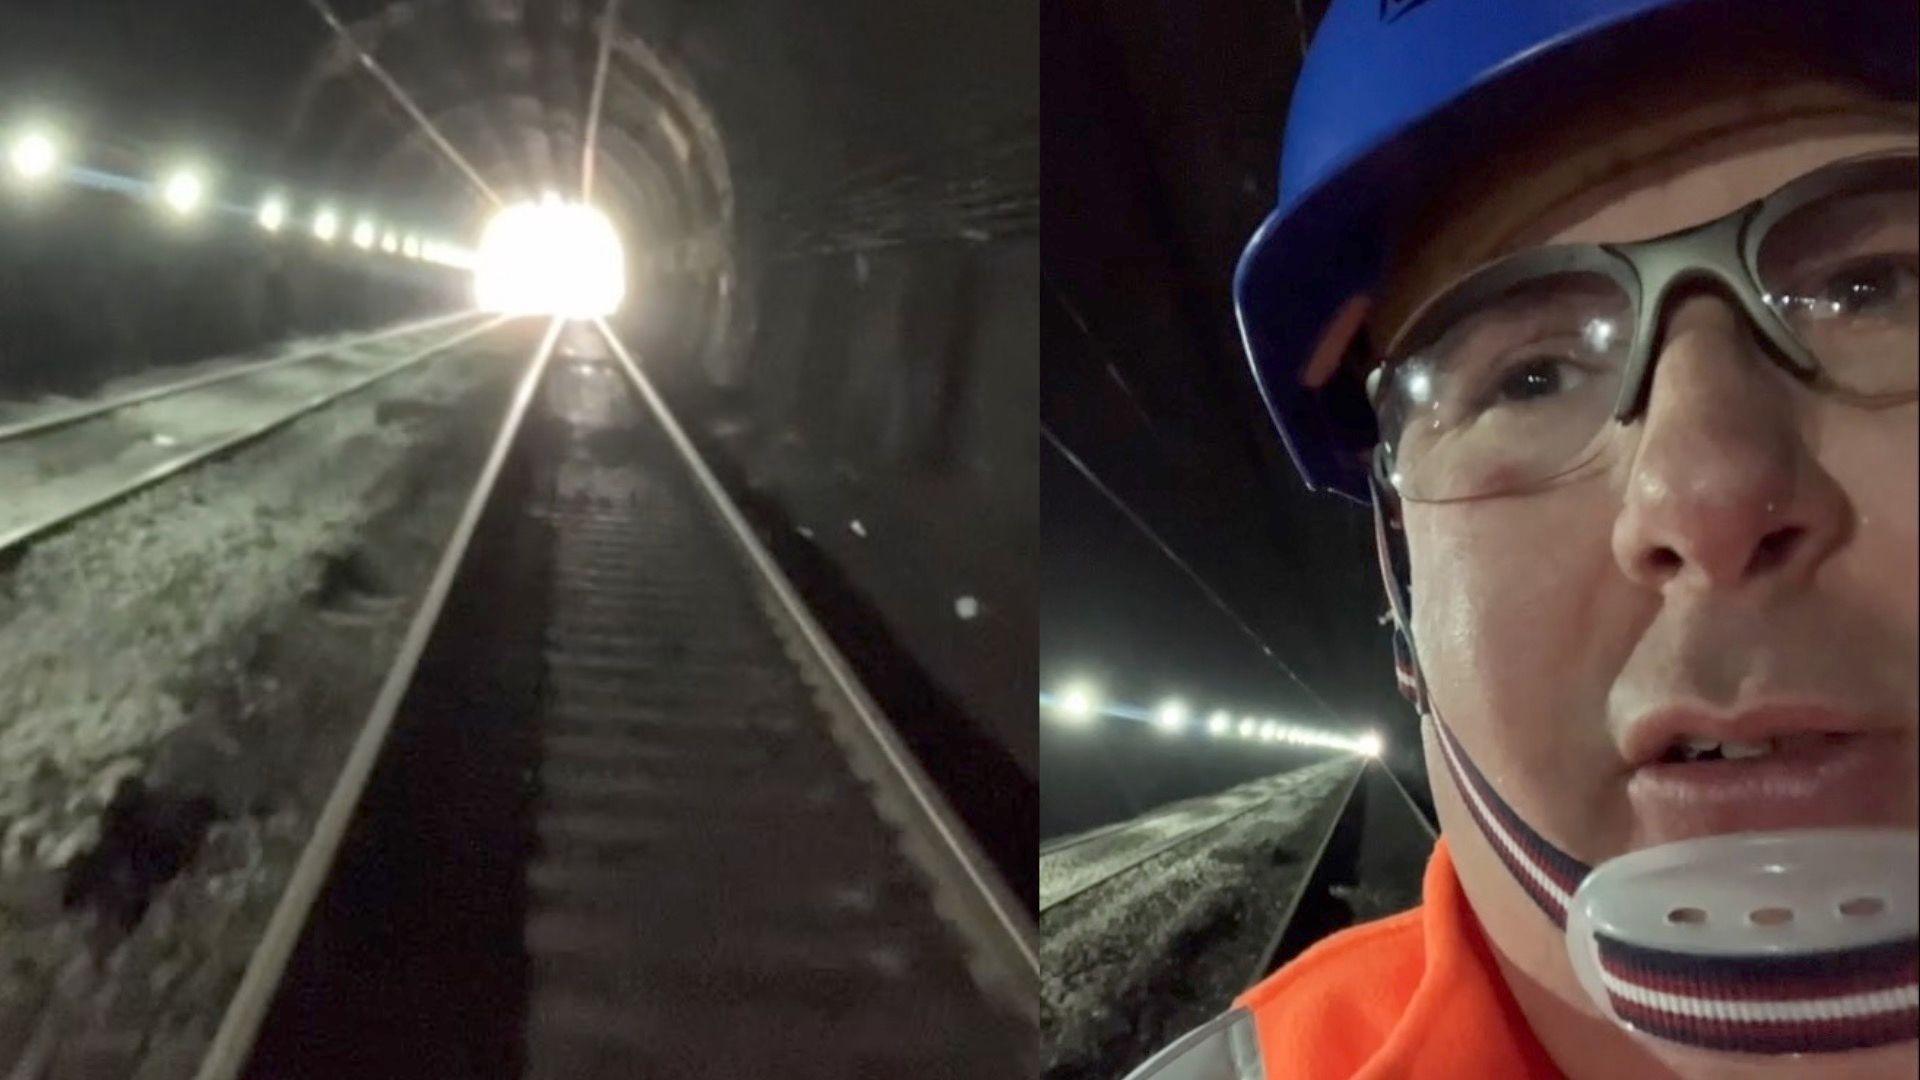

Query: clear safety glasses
<box><xmin>1367</xmin><ymin>150</ymin><xmax>1918</xmax><ymax>503</ymax></box>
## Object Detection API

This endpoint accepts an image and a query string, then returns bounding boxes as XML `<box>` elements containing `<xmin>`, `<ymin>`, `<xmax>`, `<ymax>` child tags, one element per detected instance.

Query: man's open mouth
<box><xmin>1652</xmin><ymin>730</ymin><xmax>1857</xmax><ymax>763</ymax></box>
<box><xmin>1627</xmin><ymin>727</ymin><xmax>1912</xmax><ymax>845</ymax></box>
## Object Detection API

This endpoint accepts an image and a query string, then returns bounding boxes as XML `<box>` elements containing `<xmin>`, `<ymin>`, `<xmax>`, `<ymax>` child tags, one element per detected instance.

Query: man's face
<box><xmin>1399</xmin><ymin>109</ymin><xmax>1917</xmax><ymax>1027</ymax></box>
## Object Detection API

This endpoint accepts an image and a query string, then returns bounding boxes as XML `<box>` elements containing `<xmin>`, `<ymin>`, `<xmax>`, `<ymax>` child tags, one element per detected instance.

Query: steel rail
<box><xmin>1244</xmin><ymin>758</ymin><xmax>1372</xmax><ymax>986</ymax></box>
<box><xmin>591</xmin><ymin>318</ymin><xmax>1040</xmax><ymax>1013</ymax></box>
<box><xmin>0</xmin><ymin>315</ymin><xmax>510</xmax><ymax>557</ymax></box>
<box><xmin>1039</xmin><ymin>767</ymin><xmax>1343</xmax><ymax>914</ymax></box>
<box><xmin>1037</xmin><ymin>779</ymin><xmax>1290</xmax><ymax>863</ymax></box>
<box><xmin>193</xmin><ymin>317</ymin><xmax>563</xmax><ymax>1080</ymax></box>
<box><xmin>1039</xmin><ymin>774</ymin><xmax>1321</xmax><ymax>858</ymax></box>
<box><xmin>0</xmin><ymin>310</ymin><xmax>480</xmax><ymax>447</ymax></box>
<box><xmin>1040</xmin><ymin>816</ymin><xmax>1138</xmax><ymax>857</ymax></box>
<box><xmin>1379</xmin><ymin>760</ymin><xmax>1439</xmax><ymax>839</ymax></box>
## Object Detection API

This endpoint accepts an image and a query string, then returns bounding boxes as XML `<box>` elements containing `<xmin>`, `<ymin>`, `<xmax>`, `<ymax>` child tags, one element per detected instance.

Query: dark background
<box><xmin>1040</xmin><ymin>0</ymin><xmax>1435</xmax><ymax>839</ymax></box>
<box><xmin>0</xmin><ymin>0</ymin><xmax>1037</xmax><ymax>890</ymax></box>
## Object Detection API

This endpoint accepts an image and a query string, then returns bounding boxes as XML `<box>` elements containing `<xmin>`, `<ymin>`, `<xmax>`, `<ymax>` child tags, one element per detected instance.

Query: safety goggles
<box><xmin>1366</xmin><ymin>150</ymin><xmax>1918</xmax><ymax>503</ymax></box>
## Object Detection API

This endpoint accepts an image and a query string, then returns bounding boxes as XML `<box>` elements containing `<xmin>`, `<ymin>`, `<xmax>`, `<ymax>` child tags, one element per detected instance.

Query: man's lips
<box><xmin>1620</xmin><ymin>703</ymin><xmax>1874</xmax><ymax>770</ymax></box>
<box><xmin>1624</xmin><ymin>727</ymin><xmax>1913</xmax><ymax>847</ymax></box>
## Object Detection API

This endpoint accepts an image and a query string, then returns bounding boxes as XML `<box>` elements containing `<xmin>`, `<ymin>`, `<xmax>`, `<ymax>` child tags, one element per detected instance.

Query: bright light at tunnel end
<box><xmin>473</xmin><ymin>197</ymin><xmax>626</xmax><ymax>319</ymax></box>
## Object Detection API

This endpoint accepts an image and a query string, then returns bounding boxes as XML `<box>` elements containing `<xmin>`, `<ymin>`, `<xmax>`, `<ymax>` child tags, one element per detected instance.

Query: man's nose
<box><xmin>1610</xmin><ymin>293</ymin><xmax>1850</xmax><ymax>594</ymax></box>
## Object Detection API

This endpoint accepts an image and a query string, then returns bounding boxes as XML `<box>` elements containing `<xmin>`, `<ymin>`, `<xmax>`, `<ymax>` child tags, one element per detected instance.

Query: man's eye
<box><xmin>1493</xmin><ymin>358</ymin><xmax>1572</xmax><ymax>403</ymax></box>
<box><xmin>1806</xmin><ymin>256</ymin><xmax>1917</xmax><ymax>318</ymax></box>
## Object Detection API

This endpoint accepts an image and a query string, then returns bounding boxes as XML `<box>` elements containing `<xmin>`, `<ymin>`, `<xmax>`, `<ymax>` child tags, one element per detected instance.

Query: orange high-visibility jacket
<box><xmin>1123</xmin><ymin>837</ymin><xmax>1565</xmax><ymax>1079</ymax></box>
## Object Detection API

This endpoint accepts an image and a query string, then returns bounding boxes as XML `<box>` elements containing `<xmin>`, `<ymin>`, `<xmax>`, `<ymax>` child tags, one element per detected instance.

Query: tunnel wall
<box><xmin>599</xmin><ymin>0</ymin><xmax>1039</xmax><ymax>775</ymax></box>
<box><xmin>665</xmin><ymin>236</ymin><xmax>1039</xmax><ymax>772</ymax></box>
<box><xmin>0</xmin><ymin>0</ymin><xmax>1040</xmax><ymax>786</ymax></box>
<box><xmin>0</xmin><ymin>189</ymin><xmax>459</xmax><ymax>398</ymax></box>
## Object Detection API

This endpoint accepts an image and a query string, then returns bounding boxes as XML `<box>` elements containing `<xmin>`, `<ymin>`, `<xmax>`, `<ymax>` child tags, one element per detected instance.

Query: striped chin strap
<box><xmin>1427</xmin><ymin>706</ymin><xmax>1587</xmax><ymax>929</ymax></box>
<box><xmin>1368</xmin><ymin>475</ymin><xmax>1919</xmax><ymax>1059</ymax></box>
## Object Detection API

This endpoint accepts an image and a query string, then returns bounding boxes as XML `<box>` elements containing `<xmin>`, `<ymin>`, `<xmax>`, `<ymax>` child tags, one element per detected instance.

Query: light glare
<box><xmin>161</xmin><ymin>169</ymin><xmax>204</xmax><ymax>215</ymax></box>
<box><xmin>313</xmin><ymin>208</ymin><xmax>339</xmax><ymax>242</ymax></box>
<box><xmin>473</xmin><ymin>199</ymin><xmax>626</xmax><ymax>318</ymax></box>
<box><xmin>257</xmin><ymin>195</ymin><xmax>287</xmax><ymax>232</ymax></box>
<box><xmin>1054</xmin><ymin>683</ymin><xmax>1100</xmax><ymax>725</ymax></box>
<box><xmin>352</xmin><ymin>219</ymin><xmax>376</xmax><ymax>249</ymax></box>
<box><xmin>9</xmin><ymin>131</ymin><xmax>58</xmax><ymax>182</ymax></box>
<box><xmin>1206</xmin><ymin>711</ymin><xmax>1230</xmax><ymax>737</ymax></box>
<box><xmin>1154</xmin><ymin>700</ymin><xmax>1189</xmax><ymax>735</ymax></box>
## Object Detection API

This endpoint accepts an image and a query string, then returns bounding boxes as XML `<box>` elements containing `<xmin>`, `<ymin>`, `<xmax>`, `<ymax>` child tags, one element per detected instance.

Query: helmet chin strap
<box><xmin>1366</xmin><ymin>473</ymin><xmax>1919</xmax><ymax>1060</ymax></box>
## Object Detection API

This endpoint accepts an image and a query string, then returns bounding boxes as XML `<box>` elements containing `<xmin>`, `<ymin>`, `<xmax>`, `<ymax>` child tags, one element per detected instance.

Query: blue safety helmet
<box><xmin>1235</xmin><ymin>0</ymin><xmax>1920</xmax><ymax>505</ymax></box>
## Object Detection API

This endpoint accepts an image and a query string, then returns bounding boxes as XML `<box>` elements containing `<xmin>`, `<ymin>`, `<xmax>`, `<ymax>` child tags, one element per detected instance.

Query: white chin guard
<box><xmin>1565</xmin><ymin>829</ymin><xmax>1918</xmax><ymax>1064</ymax></box>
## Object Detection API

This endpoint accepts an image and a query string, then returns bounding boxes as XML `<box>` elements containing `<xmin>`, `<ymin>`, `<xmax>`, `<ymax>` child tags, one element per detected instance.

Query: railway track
<box><xmin>0</xmin><ymin>311</ymin><xmax>500</xmax><ymax>555</ymax></box>
<box><xmin>1039</xmin><ymin>760</ymin><xmax>1358</xmax><ymax>914</ymax></box>
<box><xmin>201</xmin><ymin>319</ymin><xmax>1036</xmax><ymax>1077</ymax></box>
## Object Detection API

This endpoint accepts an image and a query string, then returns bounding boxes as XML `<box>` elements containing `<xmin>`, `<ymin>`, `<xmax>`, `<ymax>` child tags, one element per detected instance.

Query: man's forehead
<box><xmin>1369</xmin><ymin>77</ymin><xmax>1915</xmax><ymax>350</ymax></box>
<box><xmin>1536</xmin><ymin>124</ymin><xmax>1917</xmax><ymax>247</ymax></box>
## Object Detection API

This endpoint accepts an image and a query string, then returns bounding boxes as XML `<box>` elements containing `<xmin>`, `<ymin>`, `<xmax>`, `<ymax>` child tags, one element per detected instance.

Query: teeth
<box><xmin>1672</xmin><ymin>736</ymin><xmax>1777</xmax><ymax>761</ymax></box>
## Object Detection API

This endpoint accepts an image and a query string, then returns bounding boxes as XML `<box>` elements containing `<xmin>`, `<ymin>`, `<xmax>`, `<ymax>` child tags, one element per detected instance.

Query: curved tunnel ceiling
<box><xmin>0</xmin><ymin>0</ymin><xmax>1034</xmax><ymax>268</ymax></box>
<box><xmin>284</xmin><ymin>0</ymin><xmax>732</xmax><ymax>272</ymax></box>
<box><xmin>0</xmin><ymin>0</ymin><xmax>1040</xmax><ymax>770</ymax></box>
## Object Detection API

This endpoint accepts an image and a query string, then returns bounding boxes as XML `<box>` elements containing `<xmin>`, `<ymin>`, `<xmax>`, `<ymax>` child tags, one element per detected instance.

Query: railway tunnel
<box><xmin>0</xmin><ymin>1</ymin><xmax>1035</xmax><ymax>1076</ymax></box>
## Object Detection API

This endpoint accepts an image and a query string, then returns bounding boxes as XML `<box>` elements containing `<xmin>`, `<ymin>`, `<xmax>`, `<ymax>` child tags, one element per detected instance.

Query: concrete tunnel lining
<box><xmin>0</xmin><ymin>0</ymin><xmax>1035</xmax><ymax>827</ymax></box>
<box><xmin>277</xmin><ymin>0</ymin><xmax>1037</xmax><ymax>771</ymax></box>
<box><xmin>0</xmin><ymin>5</ymin><xmax>1036</xmax><ymax>1070</ymax></box>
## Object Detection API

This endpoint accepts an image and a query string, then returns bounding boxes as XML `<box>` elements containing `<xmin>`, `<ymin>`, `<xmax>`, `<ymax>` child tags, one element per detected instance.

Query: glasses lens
<box><xmin>1379</xmin><ymin>271</ymin><xmax>1630</xmax><ymax>501</ymax></box>
<box><xmin>1757</xmin><ymin>176</ymin><xmax>1918</xmax><ymax>398</ymax></box>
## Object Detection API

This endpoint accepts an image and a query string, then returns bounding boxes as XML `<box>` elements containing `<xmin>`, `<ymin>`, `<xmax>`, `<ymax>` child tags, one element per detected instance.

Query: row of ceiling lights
<box><xmin>4</xmin><ymin>124</ymin><xmax>475</xmax><ymax>269</ymax></box>
<box><xmin>1042</xmin><ymin>682</ymin><xmax>1382</xmax><ymax>756</ymax></box>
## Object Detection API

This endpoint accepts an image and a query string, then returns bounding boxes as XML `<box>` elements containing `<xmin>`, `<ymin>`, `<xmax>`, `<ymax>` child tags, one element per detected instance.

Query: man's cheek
<box><xmin>1415</xmin><ymin>537</ymin><xmax>1569</xmax><ymax>703</ymax></box>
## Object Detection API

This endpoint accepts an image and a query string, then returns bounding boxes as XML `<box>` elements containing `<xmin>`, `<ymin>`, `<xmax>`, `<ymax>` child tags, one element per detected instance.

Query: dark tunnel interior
<box><xmin>0</xmin><ymin>0</ymin><xmax>1036</xmax><ymax>795</ymax></box>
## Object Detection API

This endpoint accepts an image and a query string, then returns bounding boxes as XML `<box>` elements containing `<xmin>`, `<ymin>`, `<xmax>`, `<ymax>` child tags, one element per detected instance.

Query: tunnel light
<box><xmin>473</xmin><ymin>198</ymin><xmax>626</xmax><ymax>318</ymax></box>
<box><xmin>420</xmin><ymin>239</ymin><xmax>476</xmax><ymax>269</ymax></box>
<box><xmin>380</xmin><ymin>231</ymin><xmax>398</xmax><ymax>254</ymax></box>
<box><xmin>1154</xmin><ymin>700</ymin><xmax>1189</xmax><ymax>735</ymax></box>
<box><xmin>1206</xmin><ymin>711</ymin><xmax>1230</xmax><ymax>737</ymax></box>
<box><xmin>401</xmin><ymin>234</ymin><xmax>421</xmax><ymax>259</ymax></box>
<box><xmin>8</xmin><ymin>130</ymin><xmax>58</xmax><ymax>183</ymax></box>
<box><xmin>1358</xmin><ymin>732</ymin><xmax>1384</xmax><ymax>757</ymax></box>
<box><xmin>257</xmin><ymin>195</ymin><xmax>287</xmax><ymax>232</ymax></box>
<box><xmin>1238</xmin><ymin>718</ymin><xmax>1257</xmax><ymax>739</ymax></box>
<box><xmin>351</xmin><ymin>218</ymin><xmax>377</xmax><ymax>250</ymax></box>
<box><xmin>312</xmin><ymin>207</ymin><xmax>339</xmax><ymax>243</ymax></box>
<box><xmin>1048</xmin><ymin>682</ymin><xmax>1101</xmax><ymax>726</ymax></box>
<box><xmin>160</xmin><ymin>168</ymin><xmax>205</xmax><ymax>216</ymax></box>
